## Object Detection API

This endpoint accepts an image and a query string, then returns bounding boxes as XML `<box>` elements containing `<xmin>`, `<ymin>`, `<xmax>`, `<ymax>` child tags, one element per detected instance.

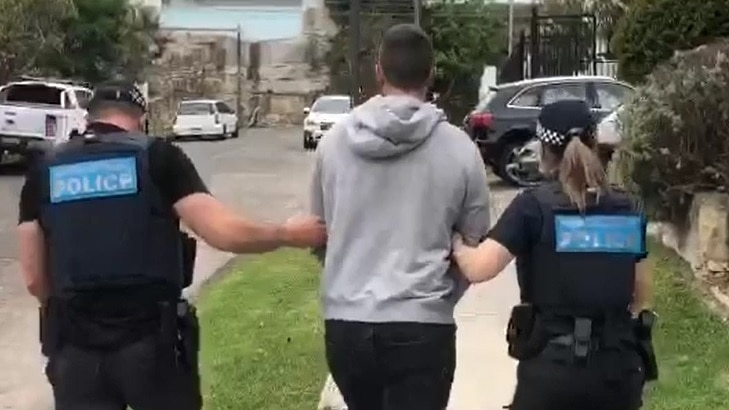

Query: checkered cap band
<box><xmin>91</xmin><ymin>81</ymin><xmax>147</xmax><ymax>112</ymax></box>
<box><xmin>536</xmin><ymin>122</ymin><xmax>567</xmax><ymax>146</ymax></box>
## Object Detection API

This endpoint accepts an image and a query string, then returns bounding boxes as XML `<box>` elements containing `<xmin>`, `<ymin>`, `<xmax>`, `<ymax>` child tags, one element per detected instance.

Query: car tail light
<box><xmin>469</xmin><ymin>112</ymin><xmax>494</xmax><ymax>129</ymax></box>
<box><xmin>45</xmin><ymin>115</ymin><xmax>57</xmax><ymax>138</ymax></box>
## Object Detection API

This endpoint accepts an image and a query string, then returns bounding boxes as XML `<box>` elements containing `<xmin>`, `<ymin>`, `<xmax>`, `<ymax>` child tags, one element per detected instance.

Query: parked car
<box><xmin>464</xmin><ymin>75</ymin><xmax>634</xmax><ymax>187</ymax></box>
<box><xmin>597</xmin><ymin>104</ymin><xmax>625</xmax><ymax>147</ymax></box>
<box><xmin>0</xmin><ymin>77</ymin><xmax>91</xmax><ymax>161</ymax></box>
<box><xmin>303</xmin><ymin>95</ymin><xmax>352</xmax><ymax>150</ymax></box>
<box><xmin>172</xmin><ymin>99</ymin><xmax>238</xmax><ymax>140</ymax></box>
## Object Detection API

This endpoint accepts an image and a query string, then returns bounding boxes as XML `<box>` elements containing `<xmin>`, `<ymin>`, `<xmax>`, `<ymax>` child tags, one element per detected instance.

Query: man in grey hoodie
<box><xmin>310</xmin><ymin>24</ymin><xmax>491</xmax><ymax>410</ymax></box>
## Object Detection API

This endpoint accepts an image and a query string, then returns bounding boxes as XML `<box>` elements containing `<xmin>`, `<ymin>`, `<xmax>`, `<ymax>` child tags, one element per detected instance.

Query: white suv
<box><xmin>172</xmin><ymin>99</ymin><xmax>238</xmax><ymax>140</ymax></box>
<box><xmin>303</xmin><ymin>95</ymin><xmax>352</xmax><ymax>150</ymax></box>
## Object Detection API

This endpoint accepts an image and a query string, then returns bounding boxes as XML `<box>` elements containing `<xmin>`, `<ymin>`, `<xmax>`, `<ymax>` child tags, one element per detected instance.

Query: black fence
<box><xmin>498</xmin><ymin>7</ymin><xmax>611</xmax><ymax>84</ymax></box>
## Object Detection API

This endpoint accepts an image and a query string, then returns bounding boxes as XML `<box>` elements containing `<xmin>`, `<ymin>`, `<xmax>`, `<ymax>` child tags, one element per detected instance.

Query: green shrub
<box><xmin>613</xmin><ymin>0</ymin><xmax>729</xmax><ymax>84</ymax></box>
<box><xmin>617</xmin><ymin>40</ymin><xmax>729</xmax><ymax>224</ymax></box>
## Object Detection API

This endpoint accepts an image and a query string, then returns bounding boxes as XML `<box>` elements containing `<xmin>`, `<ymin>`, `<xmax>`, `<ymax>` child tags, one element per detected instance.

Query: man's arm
<box><xmin>17</xmin><ymin>166</ymin><xmax>48</xmax><ymax>302</ymax></box>
<box><xmin>455</xmin><ymin>144</ymin><xmax>491</xmax><ymax>244</ymax></box>
<box><xmin>155</xmin><ymin>141</ymin><xmax>325</xmax><ymax>253</ymax></box>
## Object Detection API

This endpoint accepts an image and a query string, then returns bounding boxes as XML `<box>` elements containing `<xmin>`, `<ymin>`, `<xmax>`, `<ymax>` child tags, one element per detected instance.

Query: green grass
<box><xmin>645</xmin><ymin>239</ymin><xmax>729</xmax><ymax>410</ymax></box>
<box><xmin>197</xmin><ymin>250</ymin><xmax>326</xmax><ymax>410</ymax></box>
<box><xmin>196</xmin><ymin>243</ymin><xmax>729</xmax><ymax>410</ymax></box>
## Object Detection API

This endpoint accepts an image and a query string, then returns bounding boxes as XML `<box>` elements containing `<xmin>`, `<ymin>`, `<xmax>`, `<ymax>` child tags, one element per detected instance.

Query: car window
<box><xmin>63</xmin><ymin>92</ymin><xmax>74</xmax><ymax>109</ymax></box>
<box><xmin>476</xmin><ymin>88</ymin><xmax>498</xmax><ymax>111</ymax></box>
<box><xmin>595</xmin><ymin>83</ymin><xmax>633</xmax><ymax>111</ymax></box>
<box><xmin>215</xmin><ymin>102</ymin><xmax>234</xmax><ymax>114</ymax></box>
<box><xmin>542</xmin><ymin>83</ymin><xmax>587</xmax><ymax>105</ymax></box>
<box><xmin>312</xmin><ymin>98</ymin><xmax>351</xmax><ymax>114</ymax></box>
<box><xmin>510</xmin><ymin>87</ymin><xmax>541</xmax><ymax>107</ymax></box>
<box><xmin>75</xmin><ymin>90</ymin><xmax>92</xmax><ymax>109</ymax></box>
<box><xmin>179</xmin><ymin>102</ymin><xmax>213</xmax><ymax>115</ymax></box>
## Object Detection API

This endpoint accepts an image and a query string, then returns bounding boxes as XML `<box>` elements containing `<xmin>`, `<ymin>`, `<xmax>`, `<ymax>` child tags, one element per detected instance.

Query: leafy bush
<box><xmin>617</xmin><ymin>40</ymin><xmax>729</xmax><ymax>224</ymax></box>
<box><xmin>613</xmin><ymin>0</ymin><xmax>729</xmax><ymax>84</ymax></box>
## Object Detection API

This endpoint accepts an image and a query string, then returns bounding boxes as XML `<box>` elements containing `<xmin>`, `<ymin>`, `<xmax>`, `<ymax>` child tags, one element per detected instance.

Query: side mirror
<box><xmin>303</xmin><ymin>107</ymin><xmax>310</xmax><ymax>115</ymax></box>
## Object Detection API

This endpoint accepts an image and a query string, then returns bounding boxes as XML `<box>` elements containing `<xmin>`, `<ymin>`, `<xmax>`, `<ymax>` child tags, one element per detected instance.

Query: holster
<box><xmin>506</xmin><ymin>303</ymin><xmax>548</xmax><ymax>360</ymax></box>
<box><xmin>177</xmin><ymin>302</ymin><xmax>200</xmax><ymax>371</ymax></box>
<box><xmin>39</xmin><ymin>300</ymin><xmax>62</xmax><ymax>357</ymax></box>
<box><xmin>180</xmin><ymin>232</ymin><xmax>197</xmax><ymax>288</ymax></box>
<box><xmin>157</xmin><ymin>300</ymin><xmax>200</xmax><ymax>373</ymax></box>
<box><xmin>634</xmin><ymin>311</ymin><xmax>658</xmax><ymax>381</ymax></box>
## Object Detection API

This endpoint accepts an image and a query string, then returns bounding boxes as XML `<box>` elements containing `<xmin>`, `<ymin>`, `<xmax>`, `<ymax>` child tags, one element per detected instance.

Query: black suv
<box><xmin>464</xmin><ymin>76</ymin><xmax>634</xmax><ymax>186</ymax></box>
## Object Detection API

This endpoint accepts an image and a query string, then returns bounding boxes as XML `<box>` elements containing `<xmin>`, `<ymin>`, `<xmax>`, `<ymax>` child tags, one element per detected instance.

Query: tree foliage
<box><xmin>0</xmin><ymin>0</ymin><xmax>159</xmax><ymax>84</ymax></box>
<box><xmin>0</xmin><ymin>0</ymin><xmax>74</xmax><ymax>83</ymax></box>
<box><xmin>612</xmin><ymin>0</ymin><xmax>729</xmax><ymax>84</ymax></box>
<box><xmin>323</xmin><ymin>0</ymin><xmax>506</xmax><ymax>121</ymax></box>
<box><xmin>616</xmin><ymin>40</ymin><xmax>729</xmax><ymax>224</ymax></box>
<box><xmin>422</xmin><ymin>0</ymin><xmax>505</xmax><ymax>121</ymax></box>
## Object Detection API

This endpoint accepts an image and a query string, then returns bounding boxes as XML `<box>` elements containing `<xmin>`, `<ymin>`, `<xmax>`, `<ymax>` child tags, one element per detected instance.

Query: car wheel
<box><xmin>498</xmin><ymin>141</ymin><xmax>542</xmax><ymax>188</ymax></box>
<box><xmin>303</xmin><ymin>136</ymin><xmax>310</xmax><ymax>150</ymax></box>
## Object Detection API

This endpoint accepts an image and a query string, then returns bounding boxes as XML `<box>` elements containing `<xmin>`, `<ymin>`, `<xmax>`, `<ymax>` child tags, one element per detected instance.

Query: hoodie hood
<box><xmin>344</xmin><ymin>95</ymin><xmax>446</xmax><ymax>159</ymax></box>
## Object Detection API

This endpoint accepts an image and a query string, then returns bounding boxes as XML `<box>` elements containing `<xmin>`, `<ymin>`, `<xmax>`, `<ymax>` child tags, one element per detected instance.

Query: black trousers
<box><xmin>46</xmin><ymin>336</ymin><xmax>202</xmax><ymax>410</ymax></box>
<box><xmin>510</xmin><ymin>350</ymin><xmax>645</xmax><ymax>410</ymax></box>
<box><xmin>325</xmin><ymin>320</ymin><xmax>456</xmax><ymax>410</ymax></box>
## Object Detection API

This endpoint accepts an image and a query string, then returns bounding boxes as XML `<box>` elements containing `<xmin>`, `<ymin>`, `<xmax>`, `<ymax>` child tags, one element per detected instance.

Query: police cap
<box><xmin>537</xmin><ymin>100</ymin><xmax>595</xmax><ymax>147</ymax></box>
<box><xmin>88</xmin><ymin>80</ymin><xmax>147</xmax><ymax>114</ymax></box>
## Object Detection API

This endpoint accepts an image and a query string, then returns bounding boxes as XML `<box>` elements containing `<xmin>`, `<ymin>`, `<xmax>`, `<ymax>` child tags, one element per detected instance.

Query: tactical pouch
<box><xmin>180</xmin><ymin>233</ymin><xmax>197</xmax><ymax>288</ymax></box>
<box><xmin>634</xmin><ymin>311</ymin><xmax>658</xmax><ymax>381</ymax></box>
<box><xmin>39</xmin><ymin>301</ymin><xmax>62</xmax><ymax>358</ymax></box>
<box><xmin>506</xmin><ymin>303</ymin><xmax>548</xmax><ymax>360</ymax></box>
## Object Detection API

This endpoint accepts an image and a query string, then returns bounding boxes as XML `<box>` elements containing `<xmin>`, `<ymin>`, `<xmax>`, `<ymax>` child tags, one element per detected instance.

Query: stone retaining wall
<box><xmin>648</xmin><ymin>192</ymin><xmax>729</xmax><ymax>311</ymax></box>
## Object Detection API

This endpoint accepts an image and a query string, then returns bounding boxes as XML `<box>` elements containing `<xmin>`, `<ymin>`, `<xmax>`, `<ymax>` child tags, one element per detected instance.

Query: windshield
<box><xmin>0</xmin><ymin>84</ymin><xmax>63</xmax><ymax>105</ymax></box>
<box><xmin>179</xmin><ymin>102</ymin><xmax>213</xmax><ymax>115</ymax></box>
<box><xmin>312</xmin><ymin>98</ymin><xmax>351</xmax><ymax>114</ymax></box>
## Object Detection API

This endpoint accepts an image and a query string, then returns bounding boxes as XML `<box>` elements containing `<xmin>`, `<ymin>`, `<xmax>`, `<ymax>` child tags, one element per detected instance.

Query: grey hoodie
<box><xmin>310</xmin><ymin>95</ymin><xmax>491</xmax><ymax>324</ymax></box>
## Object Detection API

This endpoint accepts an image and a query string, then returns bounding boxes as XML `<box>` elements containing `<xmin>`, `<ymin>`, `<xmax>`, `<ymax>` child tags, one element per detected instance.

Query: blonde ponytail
<box><xmin>558</xmin><ymin>137</ymin><xmax>607</xmax><ymax>212</ymax></box>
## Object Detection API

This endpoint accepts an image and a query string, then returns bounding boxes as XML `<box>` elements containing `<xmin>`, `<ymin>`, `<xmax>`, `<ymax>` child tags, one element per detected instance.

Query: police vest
<box><xmin>39</xmin><ymin>133</ymin><xmax>184</xmax><ymax>296</ymax></box>
<box><xmin>516</xmin><ymin>182</ymin><xmax>645</xmax><ymax>316</ymax></box>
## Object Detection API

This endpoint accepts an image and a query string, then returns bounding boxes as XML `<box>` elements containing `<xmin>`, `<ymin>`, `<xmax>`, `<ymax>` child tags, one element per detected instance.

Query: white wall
<box><xmin>134</xmin><ymin>0</ymin><xmax>162</xmax><ymax>8</ymax></box>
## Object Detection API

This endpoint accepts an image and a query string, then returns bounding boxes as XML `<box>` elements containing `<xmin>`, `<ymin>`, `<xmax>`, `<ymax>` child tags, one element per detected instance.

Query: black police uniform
<box><xmin>34</xmin><ymin>82</ymin><xmax>202</xmax><ymax>410</ymax></box>
<box><xmin>488</xmin><ymin>101</ymin><xmax>654</xmax><ymax>410</ymax></box>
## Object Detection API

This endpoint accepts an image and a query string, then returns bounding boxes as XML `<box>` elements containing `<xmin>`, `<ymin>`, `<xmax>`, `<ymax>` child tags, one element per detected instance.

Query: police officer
<box><xmin>17</xmin><ymin>80</ymin><xmax>326</xmax><ymax>410</ymax></box>
<box><xmin>451</xmin><ymin>100</ymin><xmax>656</xmax><ymax>410</ymax></box>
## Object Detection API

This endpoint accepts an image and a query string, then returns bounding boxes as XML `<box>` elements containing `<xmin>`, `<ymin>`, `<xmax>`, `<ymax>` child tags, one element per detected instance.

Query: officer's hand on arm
<box><xmin>630</xmin><ymin>197</ymin><xmax>654</xmax><ymax>315</ymax></box>
<box><xmin>17</xmin><ymin>166</ymin><xmax>49</xmax><ymax>303</ymax></box>
<box><xmin>631</xmin><ymin>259</ymin><xmax>654</xmax><ymax>315</ymax></box>
<box><xmin>155</xmin><ymin>140</ymin><xmax>326</xmax><ymax>254</ymax></box>
<box><xmin>452</xmin><ymin>234</ymin><xmax>514</xmax><ymax>283</ymax></box>
<box><xmin>174</xmin><ymin>193</ymin><xmax>327</xmax><ymax>254</ymax></box>
<box><xmin>452</xmin><ymin>191</ymin><xmax>538</xmax><ymax>284</ymax></box>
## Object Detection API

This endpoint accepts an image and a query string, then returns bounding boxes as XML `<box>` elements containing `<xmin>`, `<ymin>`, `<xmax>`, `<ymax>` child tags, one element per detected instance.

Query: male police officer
<box><xmin>17</xmin><ymin>81</ymin><xmax>326</xmax><ymax>410</ymax></box>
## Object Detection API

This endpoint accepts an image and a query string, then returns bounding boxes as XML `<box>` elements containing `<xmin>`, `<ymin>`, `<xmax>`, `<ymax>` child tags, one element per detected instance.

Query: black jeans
<box><xmin>510</xmin><ymin>349</ymin><xmax>644</xmax><ymax>410</ymax></box>
<box><xmin>325</xmin><ymin>320</ymin><xmax>456</xmax><ymax>410</ymax></box>
<box><xmin>46</xmin><ymin>336</ymin><xmax>202</xmax><ymax>410</ymax></box>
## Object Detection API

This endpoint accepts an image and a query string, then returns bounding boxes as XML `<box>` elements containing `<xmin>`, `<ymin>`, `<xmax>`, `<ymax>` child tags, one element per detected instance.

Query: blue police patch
<box><xmin>554</xmin><ymin>215</ymin><xmax>643</xmax><ymax>254</ymax></box>
<box><xmin>49</xmin><ymin>157</ymin><xmax>138</xmax><ymax>204</ymax></box>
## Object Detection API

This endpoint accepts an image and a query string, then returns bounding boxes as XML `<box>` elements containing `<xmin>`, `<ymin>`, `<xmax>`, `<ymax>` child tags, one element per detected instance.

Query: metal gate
<box><xmin>498</xmin><ymin>7</ymin><xmax>598</xmax><ymax>83</ymax></box>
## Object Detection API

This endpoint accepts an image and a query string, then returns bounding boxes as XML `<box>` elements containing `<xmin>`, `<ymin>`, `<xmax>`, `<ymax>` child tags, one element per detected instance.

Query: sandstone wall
<box><xmin>147</xmin><ymin>11</ymin><xmax>334</xmax><ymax>134</ymax></box>
<box><xmin>649</xmin><ymin>192</ymin><xmax>729</xmax><ymax>311</ymax></box>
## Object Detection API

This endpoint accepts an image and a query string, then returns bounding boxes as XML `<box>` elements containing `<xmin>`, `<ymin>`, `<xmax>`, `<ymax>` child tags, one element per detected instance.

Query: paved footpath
<box><xmin>318</xmin><ymin>184</ymin><xmax>521</xmax><ymax>410</ymax></box>
<box><xmin>0</xmin><ymin>128</ymin><xmax>315</xmax><ymax>410</ymax></box>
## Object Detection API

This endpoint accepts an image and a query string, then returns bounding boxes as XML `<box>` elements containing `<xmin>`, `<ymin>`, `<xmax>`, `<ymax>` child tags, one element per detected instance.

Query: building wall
<box><xmin>147</xmin><ymin>0</ymin><xmax>336</xmax><ymax>132</ymax></box>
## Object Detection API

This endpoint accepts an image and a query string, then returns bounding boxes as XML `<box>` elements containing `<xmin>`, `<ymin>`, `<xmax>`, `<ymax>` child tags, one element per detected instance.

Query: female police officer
<box><xmin>452</xmin><ymin>100</ymin><xmax>654</xmax><ymax>410</ymax></box>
